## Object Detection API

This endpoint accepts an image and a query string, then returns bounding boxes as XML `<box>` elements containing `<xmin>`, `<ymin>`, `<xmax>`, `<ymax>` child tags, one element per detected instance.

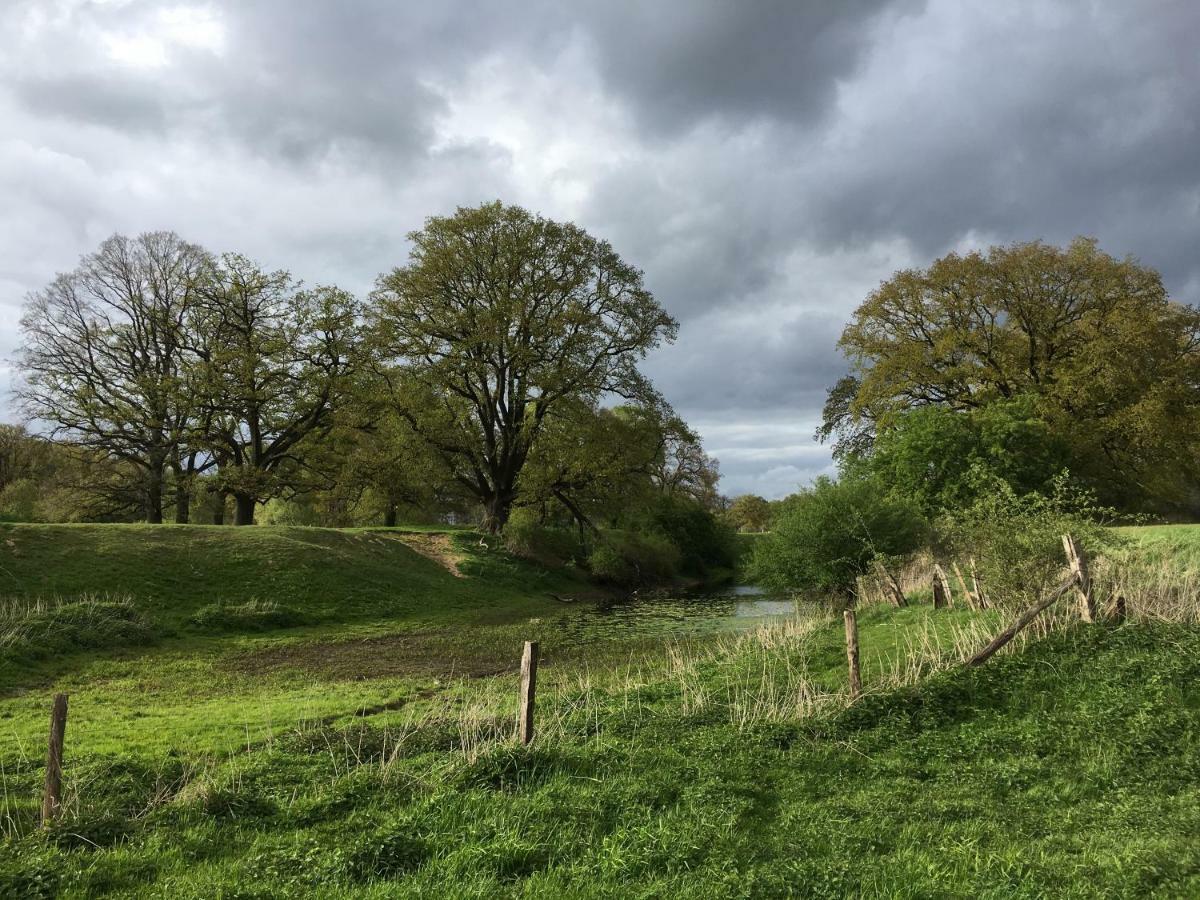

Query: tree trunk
<box><xmin>212</xmin><ymin>492</ymin><xmax>226</xmax><ymax>526</ymax></box>
<box><xmin>233</xmin><ymin>493</ymin><xmax>256</xmax><ymax>526</ymax></box>
<box><xmin>146</xmin><ymin>471</ymin><xmax>164</xmax><ymax>524</ymax></box>
<box><xmin>482</xmin><ymin>492</ymin><xmax>512</xmax><ymax>534</ymax></box>
<box><xmin>384</xmin><ymin>502</ymin><xmax>398</xmax><ymax>528</ymax></box>
<box><xmin>175</xmin><ymin>484</ymin><xmax>191</xmax><ymax>524</ymax></box>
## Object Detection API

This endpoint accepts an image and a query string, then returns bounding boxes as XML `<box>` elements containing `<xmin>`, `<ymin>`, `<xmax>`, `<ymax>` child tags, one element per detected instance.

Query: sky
<box><xmin>1</xmin><ymin>0</ymin><xmax>1197</xmax><ymax>499</ymax></box>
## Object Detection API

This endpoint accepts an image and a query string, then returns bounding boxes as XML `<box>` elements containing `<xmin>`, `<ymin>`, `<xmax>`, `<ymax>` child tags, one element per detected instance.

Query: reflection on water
<box><xmin>547</xmin><ymin>585</ymin><xmax>795</xmax><ymax>647</ymax></box>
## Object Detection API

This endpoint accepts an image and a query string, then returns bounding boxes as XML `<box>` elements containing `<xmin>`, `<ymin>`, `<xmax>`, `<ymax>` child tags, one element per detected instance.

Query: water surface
<box><xmin>548</xmin><ymin>584</ymin><xmax>796</xmax><ymax>647</ymax></box>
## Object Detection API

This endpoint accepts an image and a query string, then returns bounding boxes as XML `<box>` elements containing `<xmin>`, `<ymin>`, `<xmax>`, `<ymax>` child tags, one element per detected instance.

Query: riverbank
<box><xmin>0</xmin><ymin>523</ymin><xmax>1197</xmax><ymax>896</ymax></box>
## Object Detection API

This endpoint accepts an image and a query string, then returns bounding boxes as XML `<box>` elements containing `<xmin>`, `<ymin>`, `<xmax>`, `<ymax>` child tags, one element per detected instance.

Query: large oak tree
<box><xmin>824</xmin><ymin>238</ymin><xmax>1200</xmax><ymax>512</ymax></box>
<box><xmin>197</xmin><ymin>254</ymin><xmax>359</xmax><ymax>525</ymax></box>
<box><xmin>18</xmin><ymin>232</ymin><xmax>210</xmax><ymax>522</ymax></box>
<box><xmin>369</xmin><ymin>202</ymin><xmax>678</xmax><ymax>531</ymax></box>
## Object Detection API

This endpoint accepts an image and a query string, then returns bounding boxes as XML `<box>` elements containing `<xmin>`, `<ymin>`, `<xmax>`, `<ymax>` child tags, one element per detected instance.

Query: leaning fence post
<box><xmin>969</xmin><ymin>558</ymin><xmax>988</xmax><ymax>609</ymax></box>
<box><xmin>517</xmin><ymin>641</ymin><xmax>538</xmax><ymax>745</ymax></box>
<box><xmin>966</xmin><ymin>576</ymin><xmax>1077</xmax><ymax>666</ymax></box>
<box><xmin>1061</xmin><ymin>534</ymin><xmax>1096</xmax><ymax>623</ymax></box>
<box><xmin>932</xmin><ymin>565</ymin><xmax>952</xmax><ymax>609</ymax></box>
<box><xmin>951</xmin><ymin>562</ymin><xmax>972</xmax><ymax>608</ymax></box>
<box><xmin>1110</xmin><ymin>595</ymin><xmax>1127</xmax><ymax>623</ymax></box>
<box><xmin>41</xmin><ymin>693</ymin><xmax>68</xmax><ymax>825</ymax></box>
<box><xmin>843</xmin><ymin>609</ymin><xmax>862</xmax><ymax>700</ymax></box>
<box><xmin>874</xmin><ymin>560</ymin><xmax>907</xmax><ymax>608</ymax></box>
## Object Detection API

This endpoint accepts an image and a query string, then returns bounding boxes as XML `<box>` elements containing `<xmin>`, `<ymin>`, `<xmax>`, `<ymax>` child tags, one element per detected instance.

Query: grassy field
<box><xmin>0</xmin><ymin>523</ymin><xmax>1197</xmax><ymax>896</ymax></box>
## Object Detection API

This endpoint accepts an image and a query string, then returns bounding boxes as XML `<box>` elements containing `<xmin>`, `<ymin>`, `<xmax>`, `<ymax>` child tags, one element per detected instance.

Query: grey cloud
<box><xmin>575</xmin><ymin>0</ymin><xmax>922</xmax><ymax>135</ymax></box>
<box><xmin>1</xmin><ymin>0</ymin><xmax>1197</xmax><ymax>499</ymax></box>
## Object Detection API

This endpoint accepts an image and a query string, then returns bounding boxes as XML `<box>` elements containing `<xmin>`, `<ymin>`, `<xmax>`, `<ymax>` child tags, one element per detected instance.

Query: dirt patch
<box><xmin>232</xmin><ymin>630</ymin><xmax>513</xmax><ymax>681</ymax></box>
<box><xmin>393</xmin><ymin>533</ymin><xmax>466</xmax><ymax>577</ymax></box>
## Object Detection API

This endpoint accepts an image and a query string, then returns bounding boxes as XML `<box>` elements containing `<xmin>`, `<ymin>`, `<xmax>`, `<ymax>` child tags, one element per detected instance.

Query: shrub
<box><xmin>0</xmin><ymin>478</ymin><xmax>41</xmax><ymax>522</ymax></box>
<box><xmin>748</xmin><ymin>475</ymin><xmax>927</xmax><ymax>598</ymax></box>
<box><xmin>189</xmin><ymin>600</ymin><xmax>310</xmax><ymax>632</ymax></box>
<box><xmin>631</xmin><ymin>496</ymin><xmax>738</xmax><ymax>576</ymax></box>
<box><xmin>502</xmin><ymin>509</ymin><xmax>586</xmax><ymax>567</ymax></box>
<box><xmin>588</xmin><ymin>530</ymin><xmax>680</xmax><ymax>588</ymax></box>
<box><xmin>936</xmin><ymin>469</ymin><xmax>1123</xmax><ymax>608</ymax></box>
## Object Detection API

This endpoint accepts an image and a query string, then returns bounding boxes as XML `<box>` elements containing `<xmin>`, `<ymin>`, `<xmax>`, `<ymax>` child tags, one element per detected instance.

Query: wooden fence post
<box><xmin>1110</xmin><ymin>595</ymin><xmax>1127</xmax><ymax>623</ymax></box>
<box><xmin>843</xmin><ymin>609</ymin><xmax>862</xmax><ymax>700</ymax></box>
<box><xmin>932</xmin><ymin>565</ymin><xmax>953</xmax><ymax>609</ymax></box>
<box><xmin>969</xmin><ymin>558</ymin><xmax>988</xmax><ymax>609</ymax></box>
<box><xmin>41</xmin><ymin>693</ymin><xmax>68</xmax><ymax>825</ymax></box>
<box><xmin>966</xmin><ymin>576</ymin><xmax>1076</xmax><ymax>667</ymax></box>
<box><xmin>1061</xmin><ymin>534</ymin><xmax>1096</xmax><ymax>623</ymax></box>
<box><xmin>874</xmin><ymin>560</ymin><xmax>907</xmax><ymax>608</ymax></box>
<box><xmin>517</xmin><ymin>641</ymin><xmax>538</xmax><ymax>745</ymax></box>
<box><xmin>951</xmin><ymin>562</ymin><xmax>972</xmax><ymax>608</ymax></box>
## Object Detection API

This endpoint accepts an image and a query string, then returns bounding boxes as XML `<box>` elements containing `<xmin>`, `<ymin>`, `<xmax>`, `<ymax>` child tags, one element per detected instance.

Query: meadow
<box><xmin>0</xmin><ymin>523</ymin><xmax>1197</xmax><ymax>897</ymax></box>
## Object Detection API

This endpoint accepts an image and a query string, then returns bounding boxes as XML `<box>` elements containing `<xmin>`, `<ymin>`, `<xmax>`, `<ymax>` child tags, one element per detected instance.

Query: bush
<box><xmin>748</xmin><ymin>475</ymin><xmax>927</xmax><ymax>598</ymax></box>
<box><xmin>937</xmin><ymin>469</ymin><xmax>1124</xmax><ymax>608</ymax></box>
<box><xmin>502</xmin><ymin>510</ymin><xmax>586</xmax><ymax>567</ymax></box>
<box><xmin>631</xmin><ymin>496</ymin><xmax>738</xmax><ymax>576</ymax></box>
<box><xmin>0</xmin><ymin>478</ymin><xmax>41</xmax><ymax>522</ymax></box>
<box><xmin>189</xmin><ymin>600</ymin><xmax>310</xmax><ymax>632</ymax></box>
<box><xmin>588</xmin><ymin>530</ymin><xmax>680</xmax><ymax>588</ymax></box>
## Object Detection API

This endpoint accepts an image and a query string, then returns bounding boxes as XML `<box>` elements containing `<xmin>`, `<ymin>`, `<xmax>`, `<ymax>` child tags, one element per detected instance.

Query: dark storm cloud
<box><xmin>803</xmin><ymin>1</ymin><xmax>1200</xmax><ymax>299</ymax></box>
<box><xmin>572</xmin><ymin>0</ymin><xmax>922</xmax><ymax>134</ymax></box>
<box><xmin>2</xmin><ymin>0</ymin><xmax>1198</xmax><ymax>498</ymax></box>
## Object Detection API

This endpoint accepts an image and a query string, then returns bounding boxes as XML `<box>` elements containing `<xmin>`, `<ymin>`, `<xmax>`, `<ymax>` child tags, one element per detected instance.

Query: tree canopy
<box><xmin>824</xmin><ymin>237</ymin><xmax>1200</xmax><ymax>514</ymax></box>
<box><xmin>370</xmin><ymin>202</ymin><xmax>679</xmax><ymax>531</ymax></box>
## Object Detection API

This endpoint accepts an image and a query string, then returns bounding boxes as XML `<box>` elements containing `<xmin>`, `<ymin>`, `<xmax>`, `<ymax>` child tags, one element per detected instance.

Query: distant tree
<box><xmin>652</xmin><ymin>413</ymin><xmax>721</xmax><ymax>509</ymax></box>
<box><xmin>748</xmin><ymin>476</ymin><xmax>926</xmax><ymax>601</ymax></box>
<box><xmin>0</xmin><ymin>424</ymin><xmax>50</xmax><ymax>493</ymax></box>
<box><xmin>825</xmin><ymin>238</ymin><xmax>1200</xmax><ymax>512</ymax></box>
<box><xmin>726</xmin><ymin>494</ymin><xmax>772</xmax><ymax>532</ymax></box>
<box><xmin>369</xmin><ymin>202</ymin><xmax>678</xmax><ymax>532</ymax></box>
<box><xmin>17</xmin><ymin>232</ymin><xmax>211</xmax><ymax>522</ymax></box>
<box><xmin>197</xmin><ymin>254</ymin><xmax>359</xmax><ymax>525</ymax></box>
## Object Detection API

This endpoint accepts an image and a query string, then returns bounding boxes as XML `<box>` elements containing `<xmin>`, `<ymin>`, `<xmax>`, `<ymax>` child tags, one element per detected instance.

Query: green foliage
<box><xmin>588</xmin><ymin>530</ymin><xmax>681</xmax><ymax>588</ymax></box>
<box><xmin>856</xmin><ymin>399</ymin><xmax>1070</xmax><ymax>516</ymax></box>
<box><xmin>829</xmin><ymin>237</ymin><xmax>1200</xmax><ymax>514</ymax></box>
<box><xmin>0</xmin><ymin>478</ymin><xmax>39</xmax><ymax>522</ymax></box>
<box><xmin>501</xmin><ymin>509</ymin><xmax>586</xmax><ymax>567</ymax></box>
<box><xmin>937</xmin><ymin>471</ymin><xmax>1124</xmax><ymax>606</ymax></box>
<box><xmin>631</xmin><ymin>494</ymin><xmax>738</xmax><ymax>576</ymax></box>
<box><xmin>749</xmin><ymin>476</ymin><xmax>927</xmax><ymax>597</ymax></box>
<box><xmin>724</xmin><ymin>494</ymin><xmax>772</xmax><ymax>532</ymax></box>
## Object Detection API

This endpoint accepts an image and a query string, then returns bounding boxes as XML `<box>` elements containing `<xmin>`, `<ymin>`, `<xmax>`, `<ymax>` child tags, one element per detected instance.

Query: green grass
<box><xmin>0</xmin><ymin>523</ymin><xmax>585</xmax><ymax>630</ymax></box>
<box><xmin>0</xmin><ymin>522</ymin><xmax>1196</xmax><ymax>896</ymax></box>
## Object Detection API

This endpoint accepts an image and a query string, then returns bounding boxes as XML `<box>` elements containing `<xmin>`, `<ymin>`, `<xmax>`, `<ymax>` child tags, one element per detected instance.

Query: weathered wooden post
<box><xmin>969</xmin><ymin>558</ymin><xmax>988</xmax><ymax>609</ymax></box>
<box><xmin>843</xmin><ymin>608</ymin><xmax>862</xmax><ymax>700</ymax></box>
<box><xmin>932</xmin><ymin>565</ymin><xmax>953</xmax><ymax>609</ymax></box>
<box><xmin>1061</xmin><ymin>534</ymin><xmax>1096</xmax><ymax>623</ymax></box>
<box><xmin>966</xmin><ymin>576</ymin><xmax>1076</xmax><ymax>667</ymax></box>
<box><xmin>41</xmin><ymin>693</ymin><xmax>68</xmax><ymax>825</ymax></box>
<box><xmin>1110</xmin><ymin>595</ymin><xmax>1127</xmax><ymax>623</ymax></box>
<box><xmin>517</xmin><ymin>641</ymin><xmax>538</xmax><ymax>745</ymax></box>
<box><xmin>874</xmin><ymin>560</ymin><xmax>907</xmax><ymax>608</ymax></box>
<box><xmin>951</xmin><ymin>562</ymin><xmax>972</xmax><ymax>607</ymax></box>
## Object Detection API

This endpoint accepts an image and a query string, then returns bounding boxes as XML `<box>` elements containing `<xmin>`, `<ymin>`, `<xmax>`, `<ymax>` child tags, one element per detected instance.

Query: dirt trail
<box><xmin>392</xmin><ymin>533</ymin><xmax>465</xmax><ymax>577</ymax></box>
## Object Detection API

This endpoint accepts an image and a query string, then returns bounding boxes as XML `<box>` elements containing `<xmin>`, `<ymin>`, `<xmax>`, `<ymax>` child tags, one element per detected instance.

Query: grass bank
<box><xmin>0</xmin><ymin>522</ymin><xmax>1196</xmax><ymax>896</ymax></box>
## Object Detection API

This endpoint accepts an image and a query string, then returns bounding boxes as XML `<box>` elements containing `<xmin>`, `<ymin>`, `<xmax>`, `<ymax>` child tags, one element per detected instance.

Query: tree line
<box><xmin>10</xmin><ymin>203</ymin><xmax>719</xmax><ymax>538</ymax></box>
